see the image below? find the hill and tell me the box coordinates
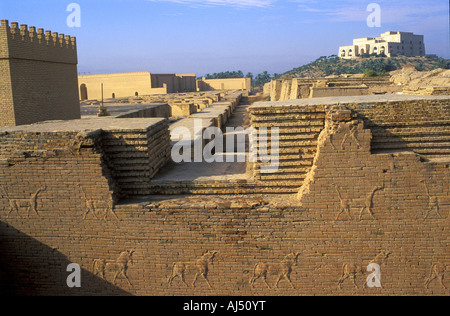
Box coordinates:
[282,55,450,79]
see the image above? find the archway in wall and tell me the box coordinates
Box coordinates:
[361,48,365,55]
[80,84,88,100]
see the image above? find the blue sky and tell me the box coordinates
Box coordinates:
[0,0,448,76]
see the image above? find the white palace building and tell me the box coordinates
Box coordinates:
[339,31,425,59]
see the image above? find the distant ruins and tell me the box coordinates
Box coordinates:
[265,67,450,102]
[0,20,449,296]
[78,72,198,100]
[0,20,80,127]
[78,72,251,101]
[339,31,425,59]
[197,77,251,91]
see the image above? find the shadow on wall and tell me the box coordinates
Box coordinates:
[354,109,450,158]
[0,221,132,296]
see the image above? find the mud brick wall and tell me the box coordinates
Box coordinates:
[0,98,449,296]
[346,97,450,157]
[0,20,80,127]
[249,103,326,192]
[1,158,449,297]
[403,86,450,96]
[0,132,117,217]
[0,118,171,200]
[102,120,171,196]
[115,104,171,119]
[249,96,450,191]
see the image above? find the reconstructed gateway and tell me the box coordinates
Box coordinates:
[0,93,449,295]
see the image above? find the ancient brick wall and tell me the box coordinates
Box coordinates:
[0,59,15,126]
[346,97,450,157]
[0,97,449,295]
[198,78,251,91]
[0,130,118,212]
[249,102,326,192]
[249,95,450,191]
[0,118,171,199]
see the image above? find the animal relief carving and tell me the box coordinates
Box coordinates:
[359,186,384,220]
[249,252,301,290]
[421,181,443,220]
[341,124,361,150]
[1,185,46,218]
[424,263,448,290]
[92,250,135,286]
[168,251,218,289]
[81,186,118,221]
[333,184,352,221]
[338,251,391,290]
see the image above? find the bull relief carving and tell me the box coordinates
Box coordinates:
[249,252,301,290]
[80,186,118,221]
[1,185,46,218]
[338,251,391,290]
[424,263,448,290]
[168,251,218,289]
[93,250,135,286]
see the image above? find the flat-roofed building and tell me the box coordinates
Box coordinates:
[339,31,425,59]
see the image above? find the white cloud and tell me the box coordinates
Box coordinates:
[147,0,277,8]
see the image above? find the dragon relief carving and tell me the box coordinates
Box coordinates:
[1,185,47,218]
[421,180,444,220]
[333,184,352,221]
[359,186,384,221]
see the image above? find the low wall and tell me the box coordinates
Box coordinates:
[0,118,171,199]
[310,86,369,98]
[81,103,171,119]
[403,86,450,96]
[115,104,171,119]
[168,103,197,118]
[269,77,391,101]
[198,78,251,91]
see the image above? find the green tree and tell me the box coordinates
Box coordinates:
[363,69,377,77]
[254,71,272,87]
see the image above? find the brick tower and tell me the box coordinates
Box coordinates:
[0,20,80,127]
